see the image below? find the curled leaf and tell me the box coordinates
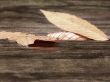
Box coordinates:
[41,9,108,41]
[47,32,86,40]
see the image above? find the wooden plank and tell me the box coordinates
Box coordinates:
[0,0,110,82]
[0,59,110,81]
[0,0,109,35]
[0,40,110,59]
[0,40,110,82]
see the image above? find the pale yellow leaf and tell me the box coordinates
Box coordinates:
[41,10,108,41]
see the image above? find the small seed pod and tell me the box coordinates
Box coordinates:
[47,32,86,41]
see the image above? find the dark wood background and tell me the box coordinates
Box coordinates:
[0,0,110,82]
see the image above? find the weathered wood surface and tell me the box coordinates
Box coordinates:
[0,0,110,82]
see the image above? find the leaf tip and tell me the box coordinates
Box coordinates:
[40,9,47,14]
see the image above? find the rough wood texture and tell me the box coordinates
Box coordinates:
[0,0,110,82]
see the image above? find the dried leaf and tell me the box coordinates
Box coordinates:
[41,10,108,41]
[0,31,36,46]
[0,31,49,46]
[47,32,86,40]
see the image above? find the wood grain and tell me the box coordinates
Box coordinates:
[0,0,110,82]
